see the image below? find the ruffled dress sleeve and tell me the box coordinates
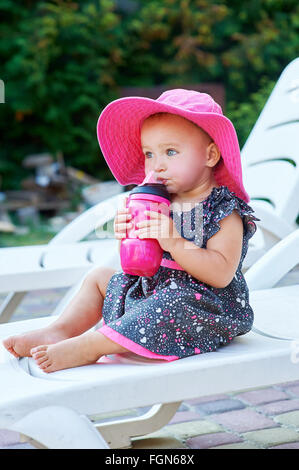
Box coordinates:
[202,186,260,247]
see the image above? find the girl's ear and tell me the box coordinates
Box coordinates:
[206,142,221,168]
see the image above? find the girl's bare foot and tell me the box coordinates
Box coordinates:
[2,324,70,358]
[31,331,129,373]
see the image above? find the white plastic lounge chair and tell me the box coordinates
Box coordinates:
[0,228,298,449]
[241,57,299,268]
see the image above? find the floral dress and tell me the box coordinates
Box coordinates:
[99,186,259,361]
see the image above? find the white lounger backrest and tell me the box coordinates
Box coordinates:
[241,57,299,222]
[49,191,130,245]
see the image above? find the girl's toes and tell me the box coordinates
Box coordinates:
[31,346,48,365]
[39,359,52,371]
[30,345,47,355]
[42,364,54,373]
[34,354,48,366]
[32,350,47,360]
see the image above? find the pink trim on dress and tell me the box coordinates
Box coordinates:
[160,258,184,271]
[98,324,179,362]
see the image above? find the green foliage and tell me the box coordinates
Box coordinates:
[0,0,122,187]
[227,78,276,148]
[0,0,298,189]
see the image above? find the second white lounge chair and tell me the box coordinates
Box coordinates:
[241,57,299,268]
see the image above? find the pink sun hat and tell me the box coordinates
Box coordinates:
[97,88,249,202]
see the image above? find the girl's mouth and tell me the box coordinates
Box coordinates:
[157,178,168,185]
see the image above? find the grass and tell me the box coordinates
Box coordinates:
[0,217,114,248]
[0,226,54,247]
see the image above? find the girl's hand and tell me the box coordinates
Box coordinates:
[114,196,132,239]
[135,210,181,252]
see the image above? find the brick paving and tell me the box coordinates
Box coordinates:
[0,289,299,449]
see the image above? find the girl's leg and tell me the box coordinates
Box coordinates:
[31,331,129,373]
[3,267,116,358]
[51,266,116,337]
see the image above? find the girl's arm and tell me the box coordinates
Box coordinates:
[169,210,243,288]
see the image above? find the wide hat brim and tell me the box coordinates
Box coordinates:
[97,96,249,202]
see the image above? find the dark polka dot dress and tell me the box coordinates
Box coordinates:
[99,186,260,361]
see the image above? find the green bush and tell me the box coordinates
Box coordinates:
[0,0,298,189]
[0,0,123,187]
[227,78,276,148]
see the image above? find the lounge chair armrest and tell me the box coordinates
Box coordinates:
[245,228,299,291]
[49,192,130,245]
[250,201,296,239]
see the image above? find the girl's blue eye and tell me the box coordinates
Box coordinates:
[144,149,177,158]
[145,152,153,158]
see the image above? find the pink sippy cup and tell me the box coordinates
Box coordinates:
[120,171,171,276]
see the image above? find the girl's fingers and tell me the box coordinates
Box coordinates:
[115,196,133,238]
[116,212,132,222]
[114,218,133,238]
[114,212,132,237]
[136,219,160,228]
[116,221,132,231]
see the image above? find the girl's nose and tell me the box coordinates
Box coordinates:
[154,158,167,172]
